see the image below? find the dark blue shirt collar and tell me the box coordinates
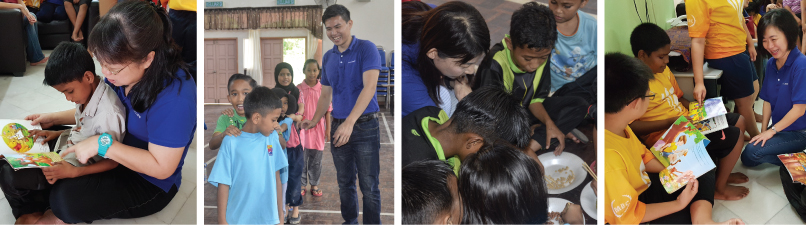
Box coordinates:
[331,35,358,54]
[784,47,802,68]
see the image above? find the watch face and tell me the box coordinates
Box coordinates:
[100,136,111,146]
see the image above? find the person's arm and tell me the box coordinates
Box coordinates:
[761,101,772,132]
[629,117,678,137]
[41,159,119,184]
[275,170,283,225]
[325,111,332,142]
[528,102,565,152]
[278,132,287,150]
[0,1,23,9]
[785,5,803,23]
[691,37,707,102]
[644,158,667,173]
[209,132,225,150]
[26,109,78,128]
[679,97,692,110]
[750,104,806,146]
[331,68,380,147]
[742,16,757,61]
[218,184,229,224]
[306,86,332,128]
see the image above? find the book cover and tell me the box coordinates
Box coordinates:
[649,116,715,193]
[779,153,806,185]
[2,152,63,170]
[689,97,728,122]
[0,120,50,155]
[693,114,729,135]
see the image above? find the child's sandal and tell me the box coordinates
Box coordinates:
[301,189,305,196]
[311,187,323,197]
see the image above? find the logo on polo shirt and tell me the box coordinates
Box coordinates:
[267,145,273,156]
[348,60,356,64]
[411,129,419,137]
[611,194,633,218]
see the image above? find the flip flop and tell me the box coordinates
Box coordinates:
[301,189,305,196]
[311,187,323,197]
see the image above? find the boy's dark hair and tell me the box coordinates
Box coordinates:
[302,59,321,79]
[510,2,556,50]
[402,160,456,224]
[676,3,686,17]
[243,86,282,119]
[630,23,671,57]
[44,42,95,86]
[452,86,531,148]
[401,1,489,106]
[757,9,800,57]
[271,88,298,119]
[460,141,548,224]
[322,4,350,23]
[605,52,655,113]
[227,73,257,91]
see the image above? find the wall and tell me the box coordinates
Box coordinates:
[204,29,311,73]
[320,0,395,62]
[605,0,676,56]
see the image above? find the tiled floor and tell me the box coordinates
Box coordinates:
[203,105,395,224]
[712,99,805,224]
[0,50,198,224]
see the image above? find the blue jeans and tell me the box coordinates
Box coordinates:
[330,117,381,224]
[285,145,304,207]
[36,2,67,23]
[22,12,45,63]
[742,129,806,167]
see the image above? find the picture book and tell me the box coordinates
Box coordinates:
[1,152,63,170]
[0,120,50,155]
[649,116,715,193]
[689,97,729,134]
[779,153,806,185]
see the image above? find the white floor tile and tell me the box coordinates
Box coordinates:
[755,165,787,199]
[5,92,61,112]
[153,185,193,223]
[719,181,788,224]
[0,101,28,119]
[92,218,134,224]
[182,150,197,184]
[766,204,805,224]
[171,188,196,224]
[133,214,165,224]
[712,202,742,223]
[0,199,14,224]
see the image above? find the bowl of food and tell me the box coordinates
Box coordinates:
[538,152,588,194]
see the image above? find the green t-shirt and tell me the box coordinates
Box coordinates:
[214,111,247,133]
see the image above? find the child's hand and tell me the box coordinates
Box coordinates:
[676,177,699,208]
[560,203,585,225]
[60,135,100,164]
[28,130,60,145]
[41,161,80,184]
[299,120,315,130]
[222,108,235,117]
[223,125,241,137]
[25,113,56,129]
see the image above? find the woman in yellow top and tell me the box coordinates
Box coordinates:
[687,0,761,138]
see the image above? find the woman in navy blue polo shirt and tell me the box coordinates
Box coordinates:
[14,1,196,223]
[742,9,806,167]
[401,1,490,117]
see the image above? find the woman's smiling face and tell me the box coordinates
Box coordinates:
[100,51,154,87]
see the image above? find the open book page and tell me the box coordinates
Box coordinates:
[1,152,63,170]
[689,97,729,133]
[0,120,50,155]
[649,116,716,193]
[779,153,806,185]
[693,114,729,135]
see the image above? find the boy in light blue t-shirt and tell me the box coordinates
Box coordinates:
[548,0,597,93]
[208,87,288,224]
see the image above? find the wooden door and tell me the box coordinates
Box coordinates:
[204,39,238,103]
[260,38,284,88]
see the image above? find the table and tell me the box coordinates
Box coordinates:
[670,62,723,101]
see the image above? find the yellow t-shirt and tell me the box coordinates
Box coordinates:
[635,66,689,144]
[168,0,196,12]
[605,126,655,225]
[687,0,748,59]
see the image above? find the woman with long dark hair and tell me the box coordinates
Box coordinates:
[9,1,196,223]
[401,1,490,117]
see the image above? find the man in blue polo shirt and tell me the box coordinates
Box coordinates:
[299,4,382,224]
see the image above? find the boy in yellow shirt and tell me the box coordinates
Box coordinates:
[604,53,742,224]
[629,23,750,201]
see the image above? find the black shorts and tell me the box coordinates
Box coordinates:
[63,0,90,6]
[706,52,758,100]
[640,169,717,224]
[703,113,742,159]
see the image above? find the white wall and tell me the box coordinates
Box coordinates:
[205,29,310,73]
[321,0,395,63]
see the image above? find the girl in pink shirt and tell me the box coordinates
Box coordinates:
[297,59,332,197]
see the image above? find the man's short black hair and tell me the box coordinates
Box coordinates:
[605,52,655,113]
[510,2,556,50]
[757,9,800,57]
[322,4,350,23]
[44,42,95,86]
[402,160,456,224]
[452,86,531,148]
[630,23,671,57]
[243,86,282,119]
[227,73,257,91]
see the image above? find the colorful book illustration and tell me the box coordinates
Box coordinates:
[689,97,729,134]
[1,152,63,170]
[0,120,50,155]
[779,153,806,185]
[649,116,715,193]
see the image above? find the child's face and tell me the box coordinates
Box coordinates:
[549,0,588,24]
[507,42,552,73]
[638,44,671,74]
[280,96,289,115]
[52,71,95,105]
[227,79,253,116]
[427,48,483,79]
[277,68,293,87]
[762,26,790,60]
[256,108,282,136]
[304,63,320,81]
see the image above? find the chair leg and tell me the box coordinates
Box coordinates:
[12,72,23,77]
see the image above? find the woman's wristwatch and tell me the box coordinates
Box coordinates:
[98,133,113,158]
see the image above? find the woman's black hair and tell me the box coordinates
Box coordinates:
[757,9,800,57]
[227,73,257,91]
[459,141,548,224]
[402,1,490,105]
[302,59,321,80]
[402,160,457,224]
[87,0,189,113]
[273,62,300,103]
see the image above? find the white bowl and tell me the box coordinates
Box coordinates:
[539,152,588,194]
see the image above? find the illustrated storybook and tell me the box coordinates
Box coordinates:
[1,152,63,170]
[779,152,806,185]
[0,120,51,155]
[649,116,715,193]
[688,97,729,135]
